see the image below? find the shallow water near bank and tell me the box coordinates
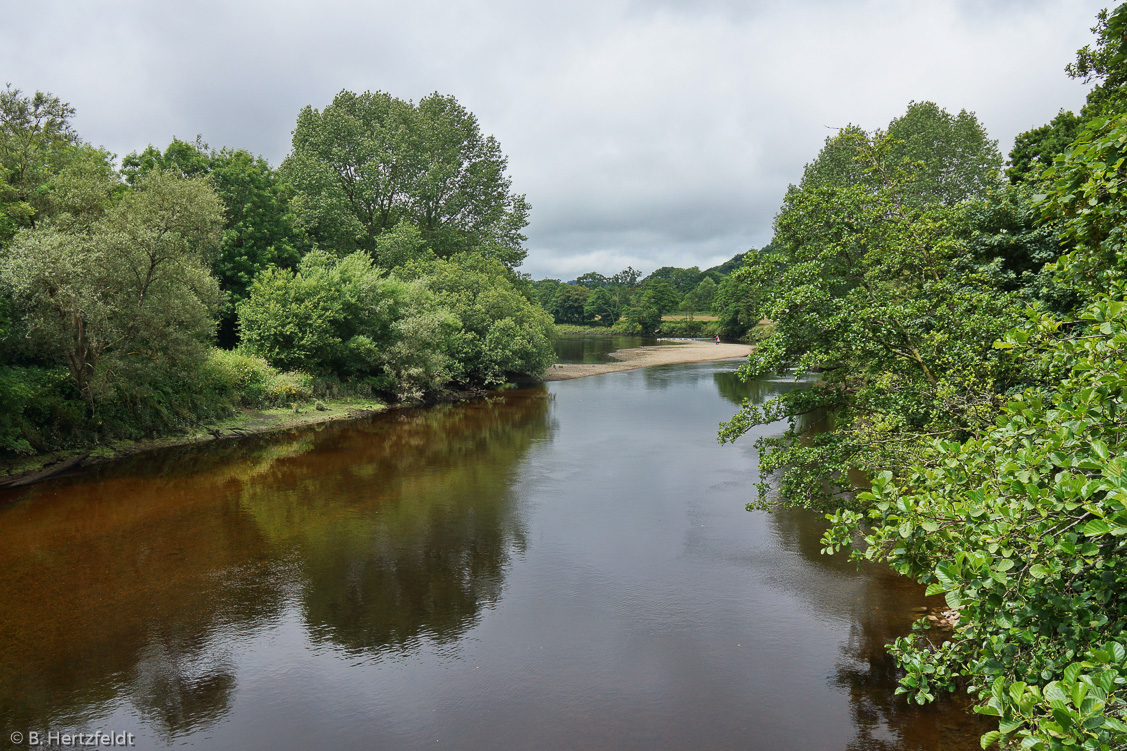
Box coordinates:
[552,335,660,363]
[0,359,989,750]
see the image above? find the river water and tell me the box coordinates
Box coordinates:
[0,360,988,750]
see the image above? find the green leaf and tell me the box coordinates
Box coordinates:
[1083,518,1112,536]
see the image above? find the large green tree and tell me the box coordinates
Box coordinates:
[824,110,1127,751]
[720,104,1019,508]
[282,90,530,269]
[884,100,1003,206]
[0,169,225,407]
[0,86,79,238]
[122,137,303,344]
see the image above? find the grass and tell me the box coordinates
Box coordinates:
[661,313,719,321]
[552,323,622,337]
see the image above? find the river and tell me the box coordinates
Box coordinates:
[0,359,988,750]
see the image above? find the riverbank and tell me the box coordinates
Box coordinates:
[544,340,753,380]
[1,342,753,488]
[0,398,388,489]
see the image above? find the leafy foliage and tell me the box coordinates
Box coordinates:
[122,137,304,344]
[283,90,530,268]
[719,107,1020,508]
[1,169,224,405]
[1067,4,1127,116]
[399,254,555,387]
[1008,110,1083,185]
[824,293,1127,750]
[808,17,1127,750]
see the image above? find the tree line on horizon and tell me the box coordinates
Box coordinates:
[716,4,1127,748]
[0,88,554,456]
[525,255,761,337]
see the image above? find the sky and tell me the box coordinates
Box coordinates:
[0,0,1110,279]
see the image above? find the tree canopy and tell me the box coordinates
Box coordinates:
[282,90,530,269]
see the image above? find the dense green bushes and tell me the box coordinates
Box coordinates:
[726,7,1127,749]
[204,349,313,408]
[0,86,553,458]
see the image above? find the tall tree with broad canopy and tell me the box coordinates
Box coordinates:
[823,109,1127,751]
[283,90,530,269]
[719,102,1019,509]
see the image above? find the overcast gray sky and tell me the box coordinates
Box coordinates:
[0,0,1109,279]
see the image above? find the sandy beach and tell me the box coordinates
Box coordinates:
[543,340,753,381]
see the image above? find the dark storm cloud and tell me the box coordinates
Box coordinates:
[0,0,1106,278]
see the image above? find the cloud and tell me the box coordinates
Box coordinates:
[0,0,1104,279]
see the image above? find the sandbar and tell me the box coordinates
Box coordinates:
[543,340,752,381]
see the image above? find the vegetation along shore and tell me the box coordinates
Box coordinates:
[6,3,1127,748]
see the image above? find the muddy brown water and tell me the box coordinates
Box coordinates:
[0,360,989,750]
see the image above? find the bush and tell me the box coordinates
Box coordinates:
[0,365,85,455]
[264,369,314,405]
[206,348,275,405]
[204,348,313,408]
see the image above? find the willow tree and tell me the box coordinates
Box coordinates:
[0,170,224,406]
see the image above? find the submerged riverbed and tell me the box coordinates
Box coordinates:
[0,360,988,750]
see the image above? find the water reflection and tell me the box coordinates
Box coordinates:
[712,369,828,434]
[0,389,551,737]
[237,397,550,655]
[552,336,659,364]
[765,489,991,750]
[0,363,987,750]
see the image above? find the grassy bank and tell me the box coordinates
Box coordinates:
[0,396,389,487]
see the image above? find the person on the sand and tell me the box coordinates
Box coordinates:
[714,336,720,345]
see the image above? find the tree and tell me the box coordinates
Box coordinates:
[398,253,555,386]
[122,137,304,345]
[643,266,702,294]
[817,27,1127,751]
[0,86,79,235]
[884,101,1003,206]
[585,285,630,326]
[711,247,777,339]
[1067,4,1127,116]
[283,90,530,268]
[719,105,1021,508]
[574,271,609,289]
[611,266,641,288]
[1007,110,1083,184]
[681,277,717,313]
[641,279,680,316]
[550,285,593,324]
[0,169,225,406]
[528,278,563,312]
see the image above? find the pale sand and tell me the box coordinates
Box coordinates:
[543,341,753,381]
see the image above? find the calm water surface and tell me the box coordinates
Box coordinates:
[0,360,989,750]
[552,336,661,363]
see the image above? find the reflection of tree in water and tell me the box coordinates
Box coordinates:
[131,638,236,737]
[236,388,552,655]
[766,508,991,750]
[0,386,550,736]
[0,470,287,737]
